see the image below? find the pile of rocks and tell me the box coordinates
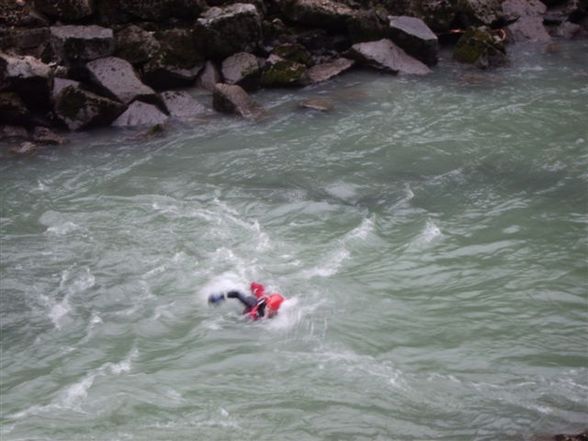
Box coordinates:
[1,0,586,146]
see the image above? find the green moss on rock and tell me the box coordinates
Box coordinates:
[260,59,307,87]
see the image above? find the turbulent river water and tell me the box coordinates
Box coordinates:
[1,41,587,441]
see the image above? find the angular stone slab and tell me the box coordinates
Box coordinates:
[212,83,264,119]
[347,39,432,75]
[50,25,114,63]
[306,58,354,84]
[86,56,159,105]
[52,78,80,100]
[112,101,169,127]
[54,84,125,130]
[160,91,206,121]
[388,16,439,66]
[221,52,261,90]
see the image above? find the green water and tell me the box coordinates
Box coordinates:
[1,42,587,441]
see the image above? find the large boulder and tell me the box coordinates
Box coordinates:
[306,57,354,84]
[453,27,507,68]
[279,0,356,30]
[54,84,125,130]
[195,4,263,59]
[212,83,264,119]
[50,25,115,64]
[503,0,552,42]
[347,39,432,75]
[141,28,205,90]
[0,53,53,111]
[86,56,159,105]
[221,52,262,90]
[160,91,207,120]
[388,16,439,66]
[114,25,161,66]
[52,78,80,100]
[112,101,169,127]
[35,0,94,22]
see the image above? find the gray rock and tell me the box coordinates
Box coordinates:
[195,3,263,59]
[50,25,115,63]
[212,83,264,119]
[279,0,356,30]
[160,91,206,120]
[221,52,261,90]
[347,39,432,75]
[553,21,583,39]
[54,84,126,130]
[0,53,53,111]
[35,0,94,21]
[114,25,161,66]
[503,0,551,42]
[112,101,169,127]
[306,57,354,84]
[86,56,159,105]
[388,16,439,66]
[196,61,222,91]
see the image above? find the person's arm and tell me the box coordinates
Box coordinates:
[226,291,257,308]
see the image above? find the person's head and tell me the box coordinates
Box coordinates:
[250,282,265,298]
[266,294,284,318]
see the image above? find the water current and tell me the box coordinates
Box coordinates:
[1,41,587,441]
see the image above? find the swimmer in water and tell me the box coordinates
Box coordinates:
[208,282,285,320]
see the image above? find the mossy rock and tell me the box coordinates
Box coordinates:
[454,27,506,67]
[260,59,308,87]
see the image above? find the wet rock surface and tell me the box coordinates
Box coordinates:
[212,83,264,119]
[347,39,432,75]
[112,101,169,127]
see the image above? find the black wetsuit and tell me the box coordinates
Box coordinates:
[227,291,266,319]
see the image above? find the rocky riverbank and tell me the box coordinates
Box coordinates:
[1,0,586,153]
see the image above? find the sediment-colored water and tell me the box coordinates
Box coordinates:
[1,41,587,441]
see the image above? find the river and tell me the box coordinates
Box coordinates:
[1,40,587,441]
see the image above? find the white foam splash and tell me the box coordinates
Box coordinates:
[47,221,80,236]
[61,375,95,409]
[48,298,71,329]
[413,220,442,246]
[301,247,350,278]
[347,217,374,240]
